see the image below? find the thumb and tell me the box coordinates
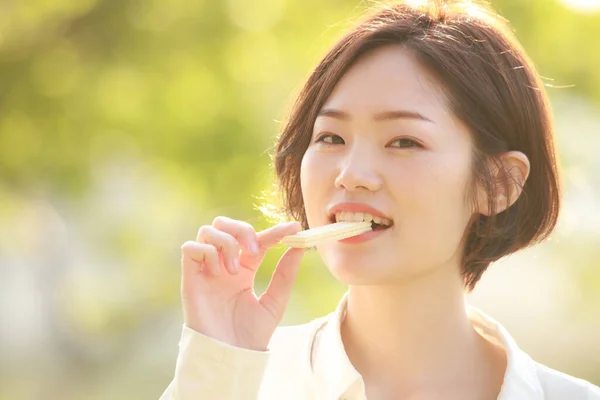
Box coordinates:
[258,247,305,321]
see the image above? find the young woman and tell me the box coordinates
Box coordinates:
[160,1,600,399]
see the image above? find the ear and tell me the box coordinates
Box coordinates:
[476,151,530,216]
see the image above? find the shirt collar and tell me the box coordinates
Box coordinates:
[311,292,363,400]
[467,306,544,400]
[310,292,544,400]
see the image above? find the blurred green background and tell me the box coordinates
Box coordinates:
[0,0,599,398]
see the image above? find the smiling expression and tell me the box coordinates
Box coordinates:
[300,45,478,285]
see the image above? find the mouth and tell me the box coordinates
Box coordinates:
[329,211,394,231]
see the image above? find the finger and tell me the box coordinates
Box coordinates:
[256,221,302,250]
[258,247,305,321]
[196,226,240,274]
[181,241,220,276]
[212,216,260,257]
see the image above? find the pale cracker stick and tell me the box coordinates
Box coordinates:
[282,224,372,246]
[282,222,372,247]
[281,221,372,248]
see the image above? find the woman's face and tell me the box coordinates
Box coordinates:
[300,45,477,285]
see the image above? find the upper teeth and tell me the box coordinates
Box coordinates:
[335,212,392,226]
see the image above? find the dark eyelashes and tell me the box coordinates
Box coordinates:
[314,133,344,144]
[389,138,423,148]
[314,133,423,148]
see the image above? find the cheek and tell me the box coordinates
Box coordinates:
[299,150,315,199]
[300,150,331,223]
[396,153,473,223]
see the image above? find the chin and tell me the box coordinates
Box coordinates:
[321,253,395,285]
[322,249,439,286]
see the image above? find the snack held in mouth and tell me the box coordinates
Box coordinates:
[281,221,372,248]
[160,0,600,398]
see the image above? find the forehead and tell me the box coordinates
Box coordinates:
[321,45,450,117]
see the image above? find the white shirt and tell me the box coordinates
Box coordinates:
[160,294,600,399]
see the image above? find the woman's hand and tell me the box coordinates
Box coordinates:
[180,217,304,351]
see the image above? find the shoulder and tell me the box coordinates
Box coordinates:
[534,362,600,400]
[466,305,599,400]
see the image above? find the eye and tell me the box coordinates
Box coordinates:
[388,138,422,148]
[315,133,345,145]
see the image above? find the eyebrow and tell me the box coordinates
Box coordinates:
[316,108,434,123]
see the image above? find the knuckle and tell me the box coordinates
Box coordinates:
[196,225,211,238]
[238,222,256,240]
[204,244,218,257]
[224,233,240,249]
[212,216,228,228]
[242,222,256,235]
[181,240,196,253]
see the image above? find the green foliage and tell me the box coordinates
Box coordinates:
[0,0,599,397]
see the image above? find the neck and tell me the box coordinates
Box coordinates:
[341,265,504,394]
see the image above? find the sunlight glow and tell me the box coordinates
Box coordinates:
[559,0,600,13]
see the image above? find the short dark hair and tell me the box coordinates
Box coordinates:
[271,0,561,290]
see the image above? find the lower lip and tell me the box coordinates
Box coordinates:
[338,227,390,244]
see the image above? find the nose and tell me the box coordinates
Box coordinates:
[334,145,383,192]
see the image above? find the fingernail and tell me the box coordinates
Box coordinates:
[231,259,239,274]
[251,242,260,255]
